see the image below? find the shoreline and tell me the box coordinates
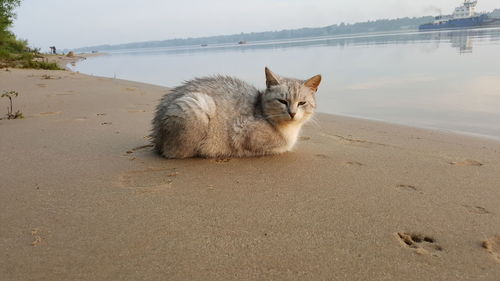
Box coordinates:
[71,53,500,142]
[1,65,500,280]
[40,52,106,70]
[327,112,500,143]
[6,54,500,144]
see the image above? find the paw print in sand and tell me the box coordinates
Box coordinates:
[396,232,443,256]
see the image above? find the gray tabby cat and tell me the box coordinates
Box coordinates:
[152,67,321,158]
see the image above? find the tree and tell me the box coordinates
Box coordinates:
[1,0,26,55]
[0,0,59,69]
[1,0,21,37]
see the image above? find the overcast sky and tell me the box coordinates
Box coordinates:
[11,0,500,50]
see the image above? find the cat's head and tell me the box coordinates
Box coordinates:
[261,67,321,125]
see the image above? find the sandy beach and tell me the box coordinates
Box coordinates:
[1,64,500,280]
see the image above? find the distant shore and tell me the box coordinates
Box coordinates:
[1,60,499,281]
[72,9,500,53]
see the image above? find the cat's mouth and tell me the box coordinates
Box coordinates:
[282,116,301,123]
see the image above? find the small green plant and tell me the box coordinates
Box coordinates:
[1,90,23,119]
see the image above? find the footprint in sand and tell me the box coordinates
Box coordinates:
[124,144,154,160]
[396,232,443,256]
[463,204,491,215]
[31,228,43,247]
[127,109,147,113]
[396,184,421,193]
[38,111,61,117]
[213,158,231,163]
[450,159,483,167]
[125,144,154,155]
[119,167,178,193]
[482,235,500,263]
[127,104,150,113]
[320,133,388,147]
[314,154,329,159]
[344,161,363,166]
[41,74,55,80]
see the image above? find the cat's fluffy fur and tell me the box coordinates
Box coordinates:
[152,67,321,158]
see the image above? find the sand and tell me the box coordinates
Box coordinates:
[1,63,500,281]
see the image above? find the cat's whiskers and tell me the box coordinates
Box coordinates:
[308,116,321,128]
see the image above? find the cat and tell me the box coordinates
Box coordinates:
[151,67,321,158]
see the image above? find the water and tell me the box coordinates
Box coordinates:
[71,28,500,139]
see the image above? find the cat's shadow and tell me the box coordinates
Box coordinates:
[120,142,332,192]
[126,142,312,163]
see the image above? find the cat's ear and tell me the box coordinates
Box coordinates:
[265,67,280,88]
[304,74,322,92]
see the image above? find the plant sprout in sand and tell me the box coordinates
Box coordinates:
[1,90,23,119]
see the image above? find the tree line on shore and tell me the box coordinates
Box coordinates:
[0,0,60,69]
[74,16,436,52]
[74,8,500,53]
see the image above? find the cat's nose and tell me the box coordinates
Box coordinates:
[289,112,296,119]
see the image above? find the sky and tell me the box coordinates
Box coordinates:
[11,0,500,50]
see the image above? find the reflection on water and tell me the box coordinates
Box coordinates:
[103,28,499,55]
[72,28,500,139]
[431,29,486,53]
[450,32,473,53]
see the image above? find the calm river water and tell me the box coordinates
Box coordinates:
[71,28,500,139]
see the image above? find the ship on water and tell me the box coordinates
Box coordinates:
[419,0,500,30]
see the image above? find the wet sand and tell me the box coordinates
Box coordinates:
[1,66,499,281]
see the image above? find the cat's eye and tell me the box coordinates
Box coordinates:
[298,101,307,106]
[277,99,288,105]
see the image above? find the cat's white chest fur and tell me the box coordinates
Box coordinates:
[276,123,303,152]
